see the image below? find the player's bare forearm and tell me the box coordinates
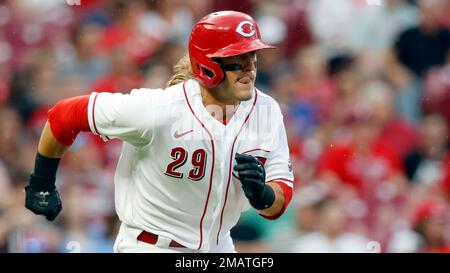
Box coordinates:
[258,183,285,217]
[25,121,67,221]
[37,121,70,158]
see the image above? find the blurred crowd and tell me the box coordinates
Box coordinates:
[0,0,450,253]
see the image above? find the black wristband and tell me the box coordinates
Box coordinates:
[28,174,56,190]
[248,185,275,210]
[28,153,61,190]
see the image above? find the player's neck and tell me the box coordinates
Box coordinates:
[200,85,239,123]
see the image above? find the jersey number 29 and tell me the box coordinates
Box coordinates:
[164,147,207,181]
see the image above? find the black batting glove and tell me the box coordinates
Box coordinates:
[24,153,62,221]
[233,153,275,210]
[25,174,62,221]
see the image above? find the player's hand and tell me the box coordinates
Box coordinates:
[234,153,274,210]
[25,174,62,221]
[234,153,266,197]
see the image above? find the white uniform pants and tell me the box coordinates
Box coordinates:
[113,223,236,253]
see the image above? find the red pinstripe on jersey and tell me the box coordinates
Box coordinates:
[183,82,215,250]
[216,90,258,244]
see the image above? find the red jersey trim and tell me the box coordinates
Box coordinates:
[260,181,293,220]
[266,178,294,185]
[241,148,271,154]
[91,93,101,135]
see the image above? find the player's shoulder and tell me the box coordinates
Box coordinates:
[128,82,188,106]
[255,88,283,113]
[255,88,279,104]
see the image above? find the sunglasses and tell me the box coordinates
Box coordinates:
[216,52,257,71]
[219,61,258,71]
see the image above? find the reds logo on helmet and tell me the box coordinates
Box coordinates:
[236,21,256,37]
[188,11,274,88]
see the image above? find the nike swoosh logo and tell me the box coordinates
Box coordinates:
[174,129,194,139]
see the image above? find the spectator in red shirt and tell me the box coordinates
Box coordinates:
[98,0,156,65]
[318,82,407,197]
[318,127,404,197]
[412,199,450,253]
[361,80,418,159]
[439,154,450,201]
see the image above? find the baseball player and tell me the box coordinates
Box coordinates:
[24,11,294,253]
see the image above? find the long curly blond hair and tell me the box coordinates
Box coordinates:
[166,53,194,87]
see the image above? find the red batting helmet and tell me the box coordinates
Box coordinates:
[188,11,274,88]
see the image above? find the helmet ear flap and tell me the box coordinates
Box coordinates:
[190,55,225,88]
[202,66,214,78]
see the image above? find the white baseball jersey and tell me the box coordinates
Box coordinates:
[87,79,294,252]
